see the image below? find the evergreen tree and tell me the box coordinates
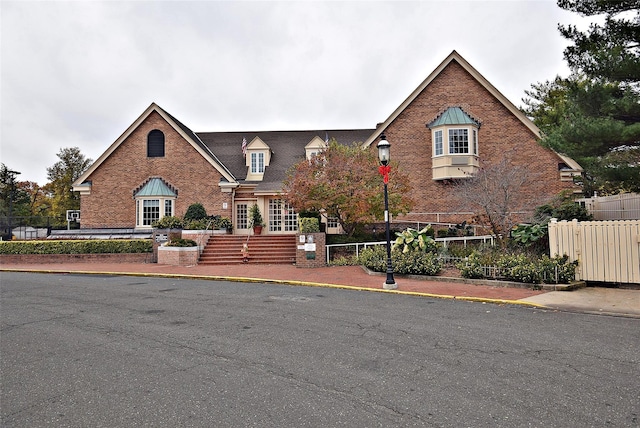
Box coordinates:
[523,1,640,195]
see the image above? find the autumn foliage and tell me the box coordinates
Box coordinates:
[282,140,413,236]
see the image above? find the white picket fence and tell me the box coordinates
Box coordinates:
[548,219,640,284]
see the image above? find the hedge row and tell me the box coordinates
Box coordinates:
[0,240,153,255]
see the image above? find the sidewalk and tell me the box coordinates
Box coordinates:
[2,262,639,317]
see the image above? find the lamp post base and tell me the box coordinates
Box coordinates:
[383,281,398,290]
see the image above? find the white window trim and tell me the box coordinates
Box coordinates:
[135,197,175,228]
[432,125,479,156]
[251,152,265,174]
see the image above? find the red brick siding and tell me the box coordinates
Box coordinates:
[296,232,326,267]
[376,61,577,224]
[80,111,232,228]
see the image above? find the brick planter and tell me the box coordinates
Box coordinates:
[157,245,199,266]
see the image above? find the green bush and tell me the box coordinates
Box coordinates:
[539,255,578,284]
[166,238,197,247]
[152,216,183,229]
[457,251,485,279]
[299,217,320,233]
[358,245,441,276]
[183,219,209,230]
[0,240,153,255]
[393,251,441,276]
[358,246,388,272]
[328,255,359,266]
[214,217,232,229]
[457,250,578,284]
[184,203,207,221]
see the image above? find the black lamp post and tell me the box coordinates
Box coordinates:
[377,134,397,290]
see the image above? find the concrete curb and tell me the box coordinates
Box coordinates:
[1,267,548,309]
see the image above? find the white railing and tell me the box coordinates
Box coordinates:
[326,235,495,261]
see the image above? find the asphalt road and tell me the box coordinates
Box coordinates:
[1,272,639,427]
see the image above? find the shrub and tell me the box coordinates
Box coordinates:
[358,245,387,272]
[166,238,197,247]
[393,251,441,276]
[152,216,183,229]
[0,240,153,254]
[184,203,207,221]
[299,217,320,233]
[214,217,232,229]
[328,255,359,266]
[358,245,441,276]
[457,251,485,279]
[539,254,578,284]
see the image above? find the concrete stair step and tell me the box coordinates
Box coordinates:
[199,235,297,265]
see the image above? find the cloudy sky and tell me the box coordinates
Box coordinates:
[2,0,595,185]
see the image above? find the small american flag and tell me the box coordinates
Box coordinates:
[242,136,247,157]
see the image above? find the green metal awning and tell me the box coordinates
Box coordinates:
[135,178,177,197]
[428,107,480,128]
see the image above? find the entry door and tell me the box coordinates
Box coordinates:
[268,199,298,233]
[235,202,250,233]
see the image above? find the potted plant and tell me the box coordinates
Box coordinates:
[249,204,264,235]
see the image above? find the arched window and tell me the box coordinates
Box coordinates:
[147,130,165,157]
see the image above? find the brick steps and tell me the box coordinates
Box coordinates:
[199,235,297,265]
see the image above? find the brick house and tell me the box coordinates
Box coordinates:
[73,51,581,234]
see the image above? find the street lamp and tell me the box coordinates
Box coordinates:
[377,133,397,290]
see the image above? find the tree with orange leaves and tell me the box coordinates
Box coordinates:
[282,140,413,236]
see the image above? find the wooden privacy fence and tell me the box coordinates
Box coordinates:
[548,219,640,284]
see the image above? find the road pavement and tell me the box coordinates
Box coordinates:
[2,272,639,427]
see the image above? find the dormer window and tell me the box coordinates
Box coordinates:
[428,107,481,180]
[304,136,328,161]
[251,152,265,174]
[245,137,271,181]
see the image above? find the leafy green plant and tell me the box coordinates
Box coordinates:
[511,223,548,246]
[358,246,388,272]
[358,245,441,276]
[184,203,207,221]
[152,216,183,229]
[166,238,197,247]
[249,204,264,227]
[457,251,485,279]
[328,254,359,266]
[393,226,438,254]
[0,239,152,254]
[393,251,441,276]
[183,219,209,230]
[539,254,578,284]
[214,217,232,230]
[299,217,320,233]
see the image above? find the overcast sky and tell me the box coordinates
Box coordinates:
[2,0,596,185]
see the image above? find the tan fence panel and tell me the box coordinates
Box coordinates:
[578,193,640,220]
[548,219,640,284]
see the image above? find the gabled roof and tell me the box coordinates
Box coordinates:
[72,103,237,188]
[363,50,541,148]
[195,129,374,189]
